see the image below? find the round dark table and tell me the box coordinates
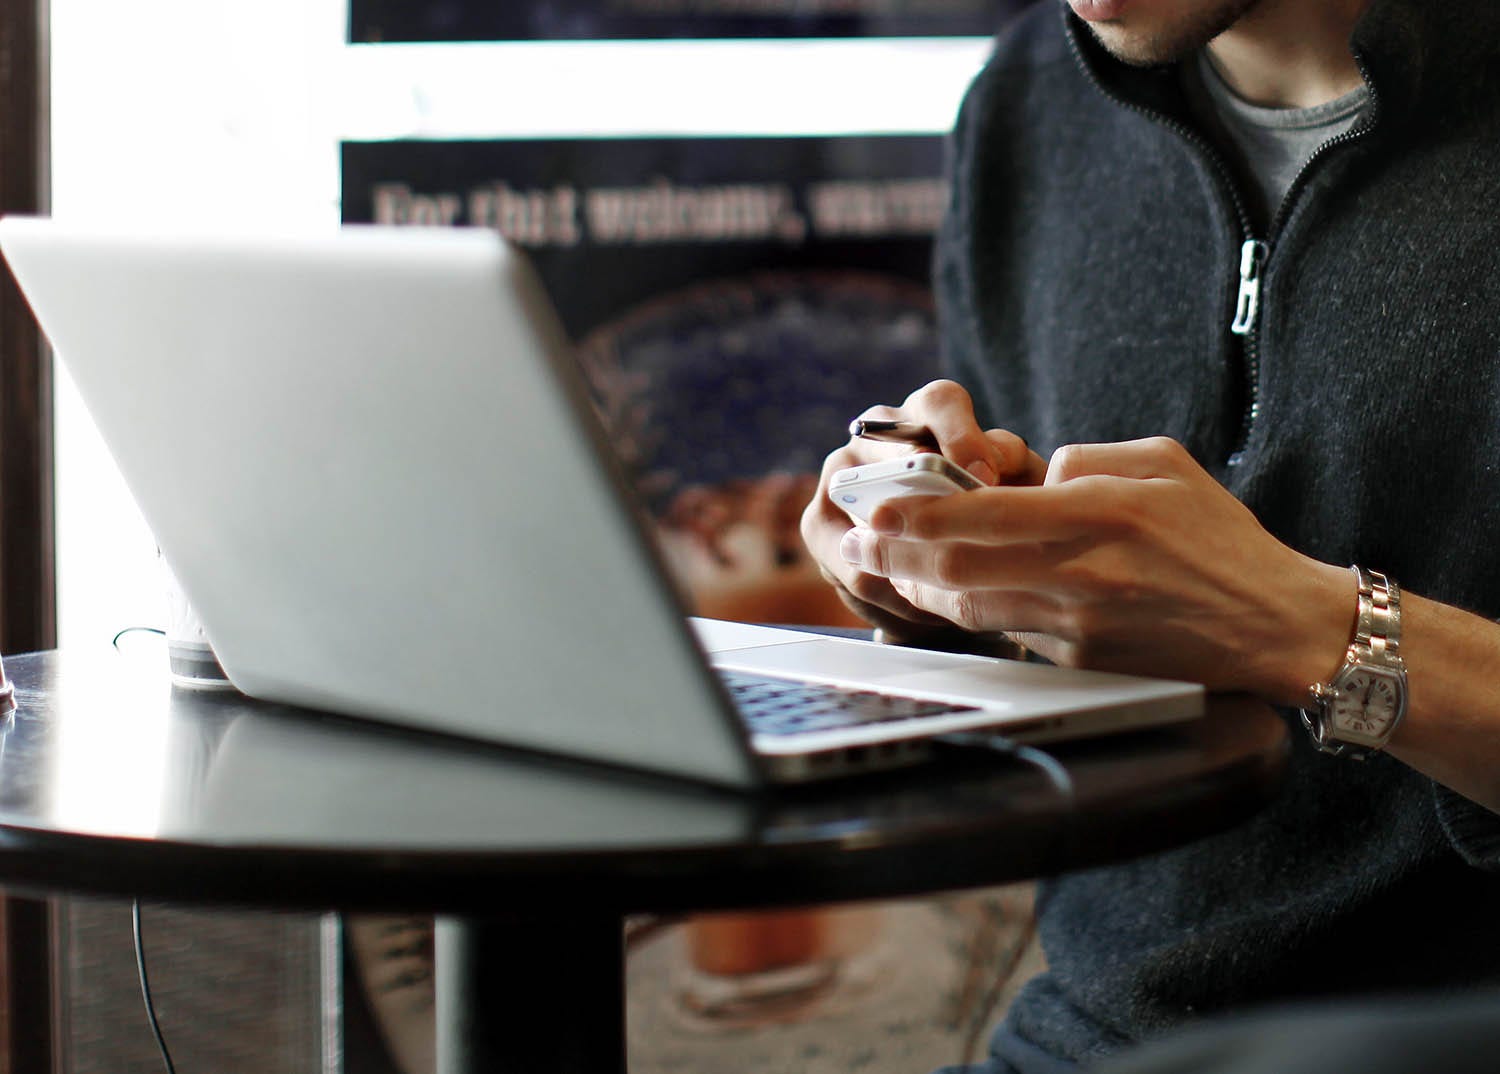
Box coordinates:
[0,650,1288,1073]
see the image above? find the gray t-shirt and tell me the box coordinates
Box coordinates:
[1182,51,1371,230]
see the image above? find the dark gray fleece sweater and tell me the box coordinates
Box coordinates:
[936,0,1500,1067]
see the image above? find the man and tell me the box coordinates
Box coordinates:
[802,0,1500,1069]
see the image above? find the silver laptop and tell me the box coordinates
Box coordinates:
[0,217,1202,788]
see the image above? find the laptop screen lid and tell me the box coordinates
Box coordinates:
[0,219,764,787]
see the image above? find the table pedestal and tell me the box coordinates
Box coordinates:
[437,913,627,1074]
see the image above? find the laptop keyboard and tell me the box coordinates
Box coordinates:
[719,670,980,737]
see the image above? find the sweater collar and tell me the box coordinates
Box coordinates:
[1062,0,1500,134]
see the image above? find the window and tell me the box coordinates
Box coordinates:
[50,0,986,651]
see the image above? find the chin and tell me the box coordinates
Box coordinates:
[1069,0,1262,68]
[1086,23,1186,66]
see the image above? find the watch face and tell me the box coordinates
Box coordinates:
[1331,665,1405,740]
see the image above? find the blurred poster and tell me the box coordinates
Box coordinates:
[342,135,947,625]
[349,0,1037,42]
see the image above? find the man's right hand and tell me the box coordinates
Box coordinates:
[799,379,1042,642]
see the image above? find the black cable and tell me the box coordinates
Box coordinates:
[132,900,178,1074]
[113,629,177,1072]
[112,626,167,650]
[936,731,1077,802]
[1004,741,1076,802]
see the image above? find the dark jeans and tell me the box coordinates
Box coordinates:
[942,991,1500,1074]
[934,1026,1078,1074]
[1097,992,1500,1074]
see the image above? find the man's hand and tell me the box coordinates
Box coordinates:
[800,379,1043,642]
[839,435,1356,702]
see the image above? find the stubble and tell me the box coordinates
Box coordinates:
[1076,0,1265,66]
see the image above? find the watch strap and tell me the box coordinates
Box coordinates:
[1301,565,1406,759]
[1354,565,1401,662]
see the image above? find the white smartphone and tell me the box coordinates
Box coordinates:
[829,454,982,524]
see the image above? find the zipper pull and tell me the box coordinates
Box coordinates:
[1230,239,1269,336]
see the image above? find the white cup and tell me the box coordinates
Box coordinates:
[0,653,14,718]
[160,553,236,690]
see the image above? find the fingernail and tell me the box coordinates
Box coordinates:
[839,529,866,564]
[871,510,904,537]
[968,460,997,486]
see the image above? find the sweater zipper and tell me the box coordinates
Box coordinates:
[1225,55,1380,464]
[1229,237,1269,337]
[1225,236,1265,467]
[1063,25,1379,467]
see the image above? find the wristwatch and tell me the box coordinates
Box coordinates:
[1300,565,1408,759]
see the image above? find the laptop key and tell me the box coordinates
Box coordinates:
[719,671,980,736]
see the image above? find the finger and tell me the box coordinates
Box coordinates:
[830,568,954,629]
[799,488,948,630]
[814,558,953,633]
[987,429,1048,485]
[899,380,1007,487]
[1046,436,1195,484]
[822,527,950,624]
[1006,631,1072,667]
[844,524,1075,591]
[850,402,904,429]
[869,483,1120,544]
[891,579,1064,636]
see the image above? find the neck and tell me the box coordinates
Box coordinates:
[1206,0,1371,108]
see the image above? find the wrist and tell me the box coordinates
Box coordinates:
[1261,556,1361,708]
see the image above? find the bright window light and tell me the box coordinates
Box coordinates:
[50,0,990,656]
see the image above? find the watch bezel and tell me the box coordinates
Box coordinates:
[1325,659,1408,747]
